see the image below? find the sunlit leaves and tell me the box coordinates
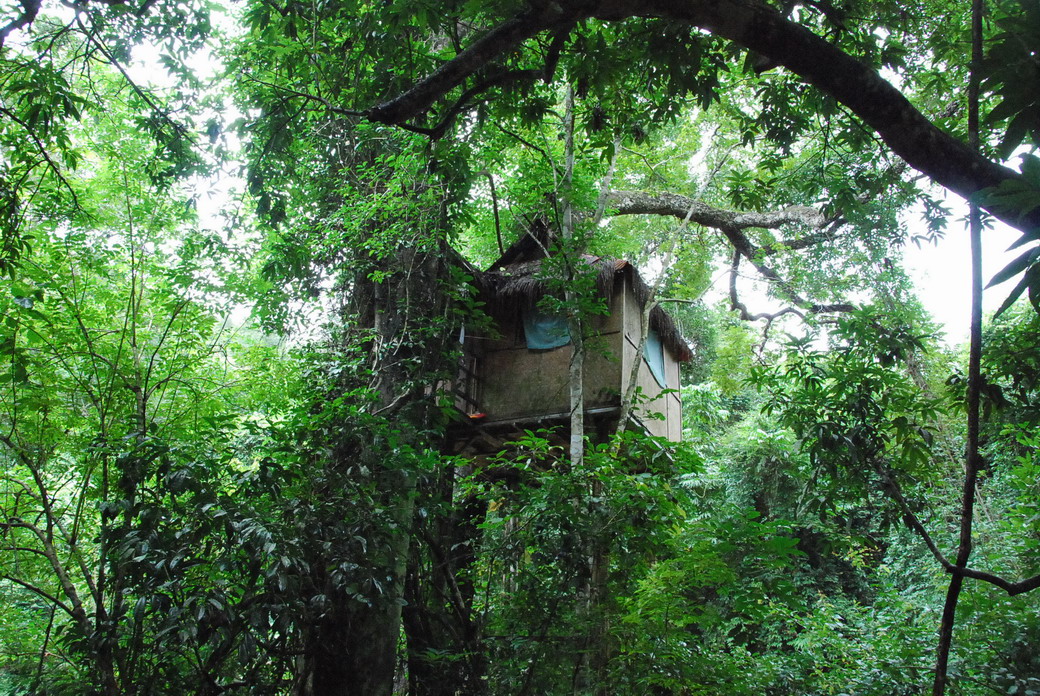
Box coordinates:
[0,1,216,273]
[752,308,942,491]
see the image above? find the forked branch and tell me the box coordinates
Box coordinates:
[875,461,1040,599]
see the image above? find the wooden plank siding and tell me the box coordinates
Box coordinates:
[462,273,683,443]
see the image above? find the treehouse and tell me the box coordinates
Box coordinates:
[447,225,692,455]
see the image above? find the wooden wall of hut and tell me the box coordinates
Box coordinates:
[463,272,682,443]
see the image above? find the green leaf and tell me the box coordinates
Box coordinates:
[1007,229,1040,250]
[988,245,1040,288]
[994,264,1040,318]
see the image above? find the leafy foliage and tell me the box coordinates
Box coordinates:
[1,0,1040,694]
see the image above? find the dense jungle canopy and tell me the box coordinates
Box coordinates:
[1,0,1040,694]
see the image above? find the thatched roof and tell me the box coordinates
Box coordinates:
[473,225,693,362]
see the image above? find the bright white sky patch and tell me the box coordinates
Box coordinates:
[904,197,1023,346]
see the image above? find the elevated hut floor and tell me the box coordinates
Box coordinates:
[443,406,669,459]
[443,407,618,458]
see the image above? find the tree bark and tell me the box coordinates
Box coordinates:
[298,238,459,696]
[560,83,585,469]
[403,480,488,696]
[607,190,826,235]
[932,2,984,692]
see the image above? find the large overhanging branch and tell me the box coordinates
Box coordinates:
[0,0,40,48]
[366,0,1040,236]
[607,190,829,253]
[0,0,158,48]
[367,5,587,125]
[607,189,854,318]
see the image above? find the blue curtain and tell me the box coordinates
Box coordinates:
[523,308,571,350]
[643,329,667,387]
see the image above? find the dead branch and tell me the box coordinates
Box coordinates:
[607,190,827,233]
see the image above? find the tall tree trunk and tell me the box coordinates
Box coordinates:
[932,1,984,692]
[403,464,488,696]
[561,83,585,469]
[297,237,455,696]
